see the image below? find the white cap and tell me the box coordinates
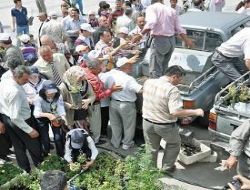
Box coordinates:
[19,34,30,43]
[118,27,129,35]
[85,50,102,68]
[88,50,102,60]
[116,57,129,67]
[0,33,11,42]
[80,23,95,33]
[49,11,58,19]
[75,45,89,53]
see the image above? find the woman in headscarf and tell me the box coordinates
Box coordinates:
[59,66,96,131]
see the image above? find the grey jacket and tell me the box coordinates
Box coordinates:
[229,119,250,157]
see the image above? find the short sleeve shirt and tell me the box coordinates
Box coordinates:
[11,7,28,26]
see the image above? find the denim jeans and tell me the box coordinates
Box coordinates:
[16,25,29,46]
[16,25,29,36]
[73,0,84,15]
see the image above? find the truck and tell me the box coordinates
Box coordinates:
[208,71,250,150]
[134,12,250,126]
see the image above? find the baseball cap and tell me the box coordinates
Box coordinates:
[19,34,30,43]
[43,80,58,94]
[80,23,95,33]
[75,45,89,53]
[70,130,84,149]
[0,33,11,42]
[85,50,102,68]
[116,57,129,67]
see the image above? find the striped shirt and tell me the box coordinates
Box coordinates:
[142,76,183,123]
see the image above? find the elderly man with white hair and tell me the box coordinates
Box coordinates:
[107,56,142,150]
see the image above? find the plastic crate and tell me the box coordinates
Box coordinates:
[178,142,211,165]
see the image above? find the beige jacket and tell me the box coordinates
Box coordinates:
[59,81,96,127]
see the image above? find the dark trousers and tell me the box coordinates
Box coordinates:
[36,117,64,157]
[0,134,11,159]
[101,106,109,136]
[1,114,42,172]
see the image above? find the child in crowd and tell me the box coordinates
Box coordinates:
[19,34,38,65]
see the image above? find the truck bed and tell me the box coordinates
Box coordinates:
[214,71,250,119]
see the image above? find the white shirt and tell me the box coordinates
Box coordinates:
[23,79,47,104]
[237,7,250,16]
[129,26,147,49]
[64,129,98,162]
[206,0,225,12]
[141,0,151,9]
[116,14,132,31]
[99,72,111,107]
[1,70,13,81]
[107,69,142,102]
[217,27,250,59]
[0,78,32,133]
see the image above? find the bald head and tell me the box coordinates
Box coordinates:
[39,45,53,62]
[40,35,57,51]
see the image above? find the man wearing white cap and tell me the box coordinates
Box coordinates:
[75,23,95,50]
[107,56,142,150]
[0,33,25,65]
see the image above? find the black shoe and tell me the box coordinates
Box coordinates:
[162,165,176,173]
[95,139,106,145]
[50,143,54,150]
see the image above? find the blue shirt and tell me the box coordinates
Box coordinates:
[11,7,28,26]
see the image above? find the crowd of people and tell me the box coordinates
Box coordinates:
[0,0,250,189]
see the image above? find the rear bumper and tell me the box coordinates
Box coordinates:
[208,128,230,143]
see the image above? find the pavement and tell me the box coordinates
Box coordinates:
[0,0,242,189]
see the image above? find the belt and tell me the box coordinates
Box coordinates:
[151,34,174,37]
[215,49,232,59]
[93,101,100,105]
[112,99,134,103]
[144,118,176,126]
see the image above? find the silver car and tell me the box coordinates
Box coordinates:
[134,12,250,125]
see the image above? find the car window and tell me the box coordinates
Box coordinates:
[231,25,244,36]
[205,32,223,51]
[176,30,205,51]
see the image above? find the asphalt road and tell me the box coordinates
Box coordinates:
[0,0,242,189]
